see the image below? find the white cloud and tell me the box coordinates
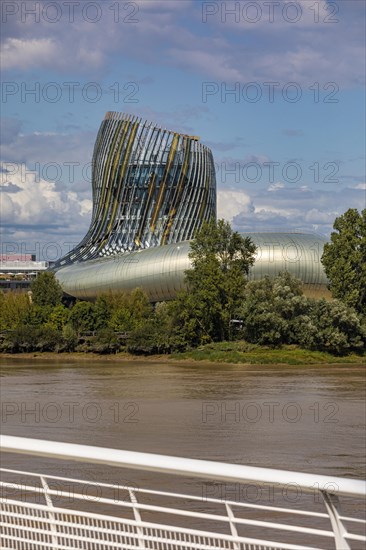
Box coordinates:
[1,127,95,172]
[268,182,285,192]
[217,183,365,236]
[1,192,19,220]
[1,1,363,86]
[1,34,104,72]
[1,38,58,70]
[217,189,253,222]
[304,209,337,224]
[0,162,92,228]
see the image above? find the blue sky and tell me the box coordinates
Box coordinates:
[1,0,365,261]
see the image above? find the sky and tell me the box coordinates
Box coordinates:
[1,0,365,261]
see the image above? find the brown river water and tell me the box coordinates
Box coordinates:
[1,359,365,547]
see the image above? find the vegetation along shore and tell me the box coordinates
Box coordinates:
[1,210,365,363]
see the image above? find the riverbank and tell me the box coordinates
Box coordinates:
[171,342,365,365]
[0,343,364,366]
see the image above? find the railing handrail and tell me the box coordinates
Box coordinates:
[1,435,365,498]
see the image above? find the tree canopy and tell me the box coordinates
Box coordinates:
[238,272,365,354]
[179,219,257,342]
[1,215,365,357]
[30,271,63,307]
[321,208,366,315]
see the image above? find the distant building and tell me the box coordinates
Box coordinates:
[0,255,48,292]
[1,254,36,262]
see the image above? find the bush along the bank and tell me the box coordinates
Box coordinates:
[238,273,365,355]
[0,216,365,358]
[1,273,364,356]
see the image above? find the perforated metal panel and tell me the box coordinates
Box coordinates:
[55,233,329,301]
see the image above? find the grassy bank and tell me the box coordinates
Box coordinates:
[171,342,365,365]
[0,342,364,366]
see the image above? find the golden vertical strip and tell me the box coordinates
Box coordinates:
[95,119,132,248]
[150,133,179,233]
[161,137,191,244]
[107,121,139,232]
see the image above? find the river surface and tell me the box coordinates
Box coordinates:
[1,358,365,546]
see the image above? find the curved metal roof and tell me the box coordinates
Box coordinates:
[55,232,328,301]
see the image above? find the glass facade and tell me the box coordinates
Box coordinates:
[53,112,216,269]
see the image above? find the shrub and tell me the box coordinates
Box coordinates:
[127,302,184,354]
[35,326,60,352]
[89,329,120,354]
[70,301,96,333]
[58,324,78,352]
[46,304,71,331]
[239,274,306,346]
[309,299,365,355]
[109,288,152,332]
[2,325,60,353]
[0,291,31,330]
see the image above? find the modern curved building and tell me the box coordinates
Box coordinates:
[56,233,329,302]
[54,112,329,300]
[53,112,216,269]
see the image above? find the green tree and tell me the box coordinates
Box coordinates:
[109,288,151,332]
[321,208,366,314]
[46,304,71,331]
[239,273,311,346]
[70,301,96,333]
[168,291,208,348]
[0,291,31,330]
[3,325,60,353]
[25,304,52,327]
[308,299,365,355]
[238,272,365,354]
[5,325,39,353]
[182,219,256,343]
[128,302,178,354]
[94,294,112,330]
[60,324,78,352]
[31,271,63,307]
[35,326,60,352]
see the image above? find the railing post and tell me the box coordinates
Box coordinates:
[225,502,240,550]
[321,490,351,550]
[128,488,146,549]
[40,476,59,550]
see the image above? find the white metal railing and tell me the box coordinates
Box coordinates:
[1,435,365,550]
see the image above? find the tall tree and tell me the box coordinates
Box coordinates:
[321,208,366,315]
[181,219,256,342]
[30,271,63,307]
